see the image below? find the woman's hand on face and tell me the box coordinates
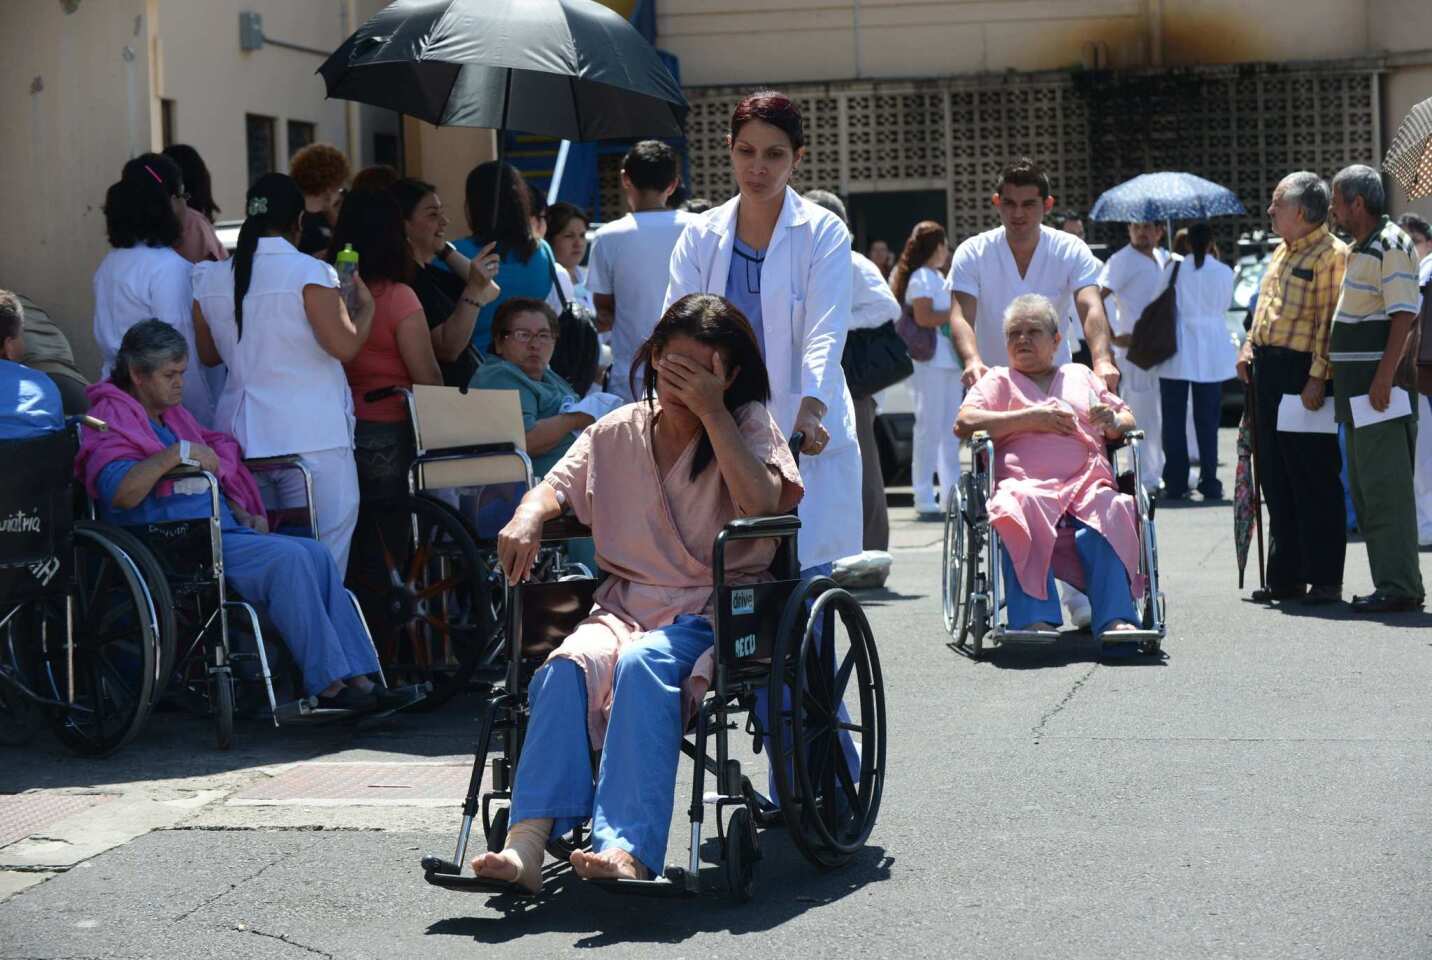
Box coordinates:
[659,352,729,421]
[1024,400,1077,436]
[496,505,545,586]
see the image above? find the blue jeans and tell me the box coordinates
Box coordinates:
[1000,520,1137,636]
[1160,377,1223,496]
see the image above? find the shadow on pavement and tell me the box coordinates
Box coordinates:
[424,842,894,945]
[950,633,1168,671]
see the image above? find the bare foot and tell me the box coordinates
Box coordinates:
[470,849,541,893]
[569,848,650,881]
[1021,621,1059,632]
[1100,620,1138,639]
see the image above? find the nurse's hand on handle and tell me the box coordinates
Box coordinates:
[960,358,990,389]
[793,396,830,455]
[1092,356,1121,394]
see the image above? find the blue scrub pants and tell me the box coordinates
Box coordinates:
[223,528,380,696]
[1000,520,1137,636]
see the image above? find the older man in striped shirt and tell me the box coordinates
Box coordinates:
[1327,165,1425,613]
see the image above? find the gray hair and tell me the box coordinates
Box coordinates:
[1003,293,1060,337]
[0,289,22,343]
[1277,171,1330,226]
[112,319,189,390]
[803,189,848,226]
[1331,164,1386,218]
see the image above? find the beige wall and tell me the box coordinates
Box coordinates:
[0,0,154,378]
[660,0,1430,85]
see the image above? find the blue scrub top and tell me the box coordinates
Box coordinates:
[0,359,63,440]
[451,237,559,353]
[726,237,766,355]
[95,420,241,531]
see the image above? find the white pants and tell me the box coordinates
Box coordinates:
[1117,353,1165,490]
[296,446,360,574]
[911,362,963,508]
[1416,394,1432,546]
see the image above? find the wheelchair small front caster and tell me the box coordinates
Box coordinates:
[723,807,759,902]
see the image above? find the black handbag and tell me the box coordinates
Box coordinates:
[843,321,915,399]
[545,254,601,397]
[1126,260,1180,371]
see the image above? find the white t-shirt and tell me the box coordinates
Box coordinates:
[905,265,959,369]
[946,225,1102,368]
[92,244,216,424]
[850,251,900,331]
[1099,244,1172,339]
[588,209,697,401]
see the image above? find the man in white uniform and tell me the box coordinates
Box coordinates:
[588,141,696,401]
[945,158,1119,391]
[945,158,1120,630]
[1398,213,1432,546]
[1053,210,1089,363]
[1099,221,1171,492]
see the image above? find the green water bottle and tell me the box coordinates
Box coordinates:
[336,243,359,310]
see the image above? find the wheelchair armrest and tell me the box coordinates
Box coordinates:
[242,454,306,473]
[415,441,521,463]
[363,386,410,405]
[720,515,802,539]
[159,467,223,518]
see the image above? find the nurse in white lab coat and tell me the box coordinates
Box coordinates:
[664,91,861,572]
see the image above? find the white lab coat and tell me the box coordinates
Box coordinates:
[665,188,862,569]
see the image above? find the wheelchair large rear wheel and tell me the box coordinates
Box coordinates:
[941,483,967,636]
[768,577,885,870]
[349,495,490,710]
[39,524,165,756]
[85,524,177,706]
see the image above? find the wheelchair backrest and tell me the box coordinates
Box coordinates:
[715,578,800,666]
[0,429,76,572]
[410,385,532,491]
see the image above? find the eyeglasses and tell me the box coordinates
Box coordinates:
[503,330,555,345]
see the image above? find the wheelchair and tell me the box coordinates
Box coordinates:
[350,385,588,711]
[421,440,888,902]
[942,429,1166,658]
[0,423,167,756]
[113,453,422,750]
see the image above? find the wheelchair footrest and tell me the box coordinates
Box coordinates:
[997,628,1062,644]
[589,866,701,898]
[1099,629,1162,644]
[420,855,538,896]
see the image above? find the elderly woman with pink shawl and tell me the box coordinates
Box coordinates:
[75,320,386,712]
[469,294,803,894]
[956,294,1142,639]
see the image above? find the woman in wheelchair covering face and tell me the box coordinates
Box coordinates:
[75,320,388,711]
[955,294,1142,639]
[474,293,802,891]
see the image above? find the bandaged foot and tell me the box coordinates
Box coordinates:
[470,817,551,893]
[1023,621,1059,632]
[1099,620,1138,639]
[569,846,651,881]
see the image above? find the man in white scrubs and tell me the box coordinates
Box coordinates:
[1399,213,1431,545]
[1099,221,1171,492]
[945,158,1119,390]
[944,157,1120,631]
[588,141,696,401]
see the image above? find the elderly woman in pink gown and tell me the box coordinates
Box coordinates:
[955,293,1142,639]
[471,293,803,893]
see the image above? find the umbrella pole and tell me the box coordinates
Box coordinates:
[491,68,512,238]
[1246,377,1267,591]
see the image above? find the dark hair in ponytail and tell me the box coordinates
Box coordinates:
[1188,220,1214,270]
[232,173,305,338]
[105,153,184,248]
[633,294,772,481]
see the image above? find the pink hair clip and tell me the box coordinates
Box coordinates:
[142,164,164,186]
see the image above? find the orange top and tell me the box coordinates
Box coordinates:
[344,280,424,422]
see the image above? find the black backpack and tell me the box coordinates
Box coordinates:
[545,254,601,396]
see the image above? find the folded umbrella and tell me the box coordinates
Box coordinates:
[1383,96,1432,201]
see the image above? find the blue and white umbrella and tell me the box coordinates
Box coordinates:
[1089,172,1246,223]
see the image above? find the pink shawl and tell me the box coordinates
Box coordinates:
[959,364,1141,600]
[76,381,265,519]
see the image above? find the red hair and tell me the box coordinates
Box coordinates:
[730,90,804,152]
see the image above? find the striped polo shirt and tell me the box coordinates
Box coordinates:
[1329,216,1422,421]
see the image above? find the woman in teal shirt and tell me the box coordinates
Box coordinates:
[453,163,559,354]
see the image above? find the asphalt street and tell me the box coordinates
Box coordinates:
[3,427,1431,960]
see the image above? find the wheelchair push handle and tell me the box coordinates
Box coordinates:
[363,386,406,404]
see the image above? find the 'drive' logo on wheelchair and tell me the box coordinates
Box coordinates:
[734,633,757,658]
[0,510,41,535]
[731,588,755,616]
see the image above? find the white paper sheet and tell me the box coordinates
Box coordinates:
[1276,394,1338,434]
[1349,388,1413,428]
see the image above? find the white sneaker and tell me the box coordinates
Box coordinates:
[1060,584,1093,629]
[832,551,893,589]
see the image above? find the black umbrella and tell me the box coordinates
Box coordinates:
[318,0,687,141]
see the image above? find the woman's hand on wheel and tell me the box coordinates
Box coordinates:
[496,506,544,586]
